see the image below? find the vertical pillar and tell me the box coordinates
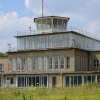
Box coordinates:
[82,76,84,86]
[60,73,62,87]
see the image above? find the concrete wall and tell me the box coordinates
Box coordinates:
[0,57,8,73]
[8,49,75,73]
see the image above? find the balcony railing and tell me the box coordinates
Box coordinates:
[67,26,100,41]
[17,30,37,36]
[17,26,100,41]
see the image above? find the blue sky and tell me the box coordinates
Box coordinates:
[0,0,100,52]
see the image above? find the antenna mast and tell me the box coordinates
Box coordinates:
[42,0,43,17]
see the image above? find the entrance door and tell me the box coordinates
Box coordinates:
[6,77,13,87]
[52,77,56,87]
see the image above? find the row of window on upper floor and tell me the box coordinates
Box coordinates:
[12,56,70,71]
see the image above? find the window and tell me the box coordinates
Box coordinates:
[17,76,47,87]
[17,58,20,70]
[43,57,47,70]
[12,58,16,71]
[49,57,52,69]
[28,58,31,71]
[38,57,42,70]
[60,56,64,69]
[22,58,26,70]
[0,64,4,71]
[32,57,36,70]
[54,56,58,69]
[66,56,70,68]
[94,60,99,68]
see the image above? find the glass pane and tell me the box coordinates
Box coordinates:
[22,58,26,70]
[74,76,77,87]
[12,58,16,71]
[47,18,52,28]
[43,57,47,70]
[32,57,36,70]
[71,76,73,87]
[17,58,20,70]
[38,57,42,70]
[49,57,52,69]
[66,76,69,87]
[58,19,62,28]
[32,77,35,87]
[37,19,42,29]
[97,75,100,84]
[29,77,32,86]
[36,77,39,87]
[54,56,58,69]
[53,18,58,28]
[22,77,24,87]
[44,76,47,87]
[28,58,31,71]
[78,76,82,86]
[60,56,64,69]
[18,77,21,87]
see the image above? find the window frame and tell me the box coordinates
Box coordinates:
[54,56,58,69]
[0,64,4,71]
[60,56,64,69]
[12,58,16,71]
[66,56,70,69]
[32,57,36,70]
[93,60,99,68]
[49,56,52,69]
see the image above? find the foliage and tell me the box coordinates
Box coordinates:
[0,52,8,57]
[0,84,100,100]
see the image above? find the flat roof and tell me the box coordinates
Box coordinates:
[34,16,70,22]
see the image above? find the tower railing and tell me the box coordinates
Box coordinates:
[67,26,100,41]
[17,26,100,41]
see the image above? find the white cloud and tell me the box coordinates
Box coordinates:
[0,12,36,52]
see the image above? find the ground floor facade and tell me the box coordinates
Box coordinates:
[0,73,100,88]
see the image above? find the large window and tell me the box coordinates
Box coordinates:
[43,57,47,70]
[66,56,70,68]
[17,76,47,87]
[32,57,36,70]
[94,60,99,68]
[28,58,31,71]
[38,57,42,70]
[17,58,20,70]
[60,56,64,69]
[54,56,58,69]
[12,58,16,71]
[49,57,52,69]
[22,58,26,70]
[0,64,4,71]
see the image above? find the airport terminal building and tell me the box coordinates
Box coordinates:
[1,16,100,88]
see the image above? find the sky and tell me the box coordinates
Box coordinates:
[0,0,100,52]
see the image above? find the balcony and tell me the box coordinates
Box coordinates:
[16,26,100,41]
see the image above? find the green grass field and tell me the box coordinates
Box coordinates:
[0,84,100,100]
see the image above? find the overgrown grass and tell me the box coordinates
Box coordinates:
[0,83,100,100]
